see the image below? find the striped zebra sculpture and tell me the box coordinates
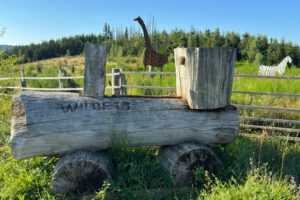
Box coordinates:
[258,56,292,76]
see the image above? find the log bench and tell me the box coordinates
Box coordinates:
[10,44,239,194]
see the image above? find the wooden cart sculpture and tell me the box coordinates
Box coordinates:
[10,43,239,194]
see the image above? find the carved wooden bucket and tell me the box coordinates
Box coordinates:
[175,47,237,109]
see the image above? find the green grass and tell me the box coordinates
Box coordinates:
[0,56,299,199]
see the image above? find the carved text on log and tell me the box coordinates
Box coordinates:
[58,101,130,113]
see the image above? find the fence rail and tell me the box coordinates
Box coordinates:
[234,74,300,80]
[232,90,300,98]
[240,116,300,125]
[1,70,299,138]
[234,104,300,113]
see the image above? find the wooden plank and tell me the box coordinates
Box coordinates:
[84,43,106,96]
[10,91,240,159]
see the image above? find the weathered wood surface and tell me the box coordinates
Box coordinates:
[112,68,126,96]
[57,65,65,88]
[175,47,237,109]
[19,69,27,89]
[51,150,111,194]
[159,143,223,187]
[10,91,239,159]
[84,43,106,96]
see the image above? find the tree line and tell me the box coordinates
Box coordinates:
[4,24,300,67]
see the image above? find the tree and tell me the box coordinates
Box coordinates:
[0,51,20,72]
[267,39,281,65]
[103,22,112,39]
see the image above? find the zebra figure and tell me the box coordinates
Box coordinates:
[258,56,292,76]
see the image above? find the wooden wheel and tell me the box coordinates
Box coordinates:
[51,150,111,194]
[159,143,223,187]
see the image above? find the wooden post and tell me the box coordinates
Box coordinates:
[112,68,126,96]
[112,68,121,96]
[159,143,223,187]
[57,65,64,88]
[84,43,106,97]
[120,69,127,95]
[19,69,26,90]
[175,47,237,109]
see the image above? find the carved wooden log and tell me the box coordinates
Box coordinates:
[10,91,239,159]
[159,143,223,187]
[51,150,111,194]
[175,47,237,109]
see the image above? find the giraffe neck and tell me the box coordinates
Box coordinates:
[137,19,152,48]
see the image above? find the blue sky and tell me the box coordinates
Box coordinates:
[0,0,300,46]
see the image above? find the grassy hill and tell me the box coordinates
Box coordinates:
[0,56,299,199]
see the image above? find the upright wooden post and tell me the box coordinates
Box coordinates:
[120,68,127,95]
[84,43,106,97]
[175,47,237,109]
[112,68,121,96]
[57,65,64,88]
[19,69,26,90]
[112,68,126,96]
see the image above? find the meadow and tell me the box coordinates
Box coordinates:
[0,56,299,199]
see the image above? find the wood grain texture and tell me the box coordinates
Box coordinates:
[112,68,126,96]
[51,150,111,194]
[175,47,237,109]
[159,143,223,187]
[10,91,240,159]
[84,43,106,97]
[19,69,27,88]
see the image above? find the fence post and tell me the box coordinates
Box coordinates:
[112,68,121,96]
[120,69,127,95]
[19,69,27,90]
[57,65,64,88]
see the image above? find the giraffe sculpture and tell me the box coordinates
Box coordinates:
[134,16,168,72]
